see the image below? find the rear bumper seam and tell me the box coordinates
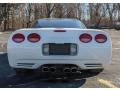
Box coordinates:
[18,59,97,60]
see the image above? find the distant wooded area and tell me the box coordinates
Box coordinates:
[0,3,120,31]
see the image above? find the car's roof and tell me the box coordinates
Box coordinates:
[37,18,81,23]
[33,18,86,28]
[37,18,80,22]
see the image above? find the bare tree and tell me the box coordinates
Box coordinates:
[0,3,120,31]
[53,4,65,18]
[116,3,120,21]
[88,3,109,27]
[106,3,116,27]
[45,3,55,18]
[76,3,82,20]
[25,3,33,28]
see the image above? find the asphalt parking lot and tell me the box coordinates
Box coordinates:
[0,29,120,88]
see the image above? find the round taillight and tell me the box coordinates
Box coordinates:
[27,33,40,42]
[79,33,92,43]
[12,33,25,43]
[95,34,107,43]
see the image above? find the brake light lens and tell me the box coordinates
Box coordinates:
[27,33,40,42]
[79,33,92,43]
[12,33,25,43]
[95,34,107,43]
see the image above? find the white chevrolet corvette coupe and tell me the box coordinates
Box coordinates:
[7,18,112,75]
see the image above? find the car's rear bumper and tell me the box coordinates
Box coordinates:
[7,46,112,70]
[9,58,111,69]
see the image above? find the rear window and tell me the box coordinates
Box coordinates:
[32,19,86,29]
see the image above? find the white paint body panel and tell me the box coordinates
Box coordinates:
[7,28,112,69]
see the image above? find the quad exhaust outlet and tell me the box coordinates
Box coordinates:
[42,66,78,73]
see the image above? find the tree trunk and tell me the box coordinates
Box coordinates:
[3,4,7,31]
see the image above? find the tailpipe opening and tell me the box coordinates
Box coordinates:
[64,68,71,73]
[71,67,78,73]
[42,67,49,72]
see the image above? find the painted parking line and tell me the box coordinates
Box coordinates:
[97,78,118,88]
[0,32,3,34]
[113,48,120,50]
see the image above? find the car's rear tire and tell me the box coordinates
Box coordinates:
[89,68,104,74]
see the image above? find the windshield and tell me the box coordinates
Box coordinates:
[32,19,86,29]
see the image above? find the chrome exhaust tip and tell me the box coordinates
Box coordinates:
[64,68,71,73]
[71,67,78,73]
[42,67,49,72]
[49,67,56,72]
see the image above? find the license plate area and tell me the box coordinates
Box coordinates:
[43,43,77,55]
[49,43,70,55]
